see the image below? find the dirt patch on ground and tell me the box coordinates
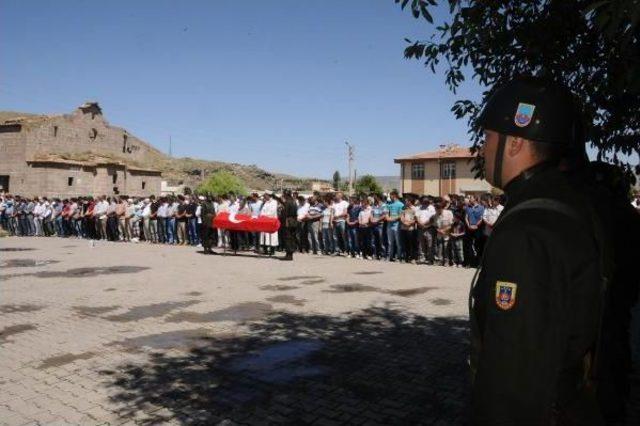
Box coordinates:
[37,352,96,369]
[277,276,322,282]
[300,279,326,285]
[385,287,438,297]
[0,304,45,314]
[0,259,59,268]
[2,266,150,280]
[0,248,36,252]
[323,283,380,293]
[184,291,204,297]
[266,295,306,306]
[104,288,117,292]
[73,305,121,317]
[353,271,383,275]
[109,329,226,351]
[105,301,199,322]
[431,298,452,306]
[0,324,37,344]
[166,302,273,323]
[260,285,300,291]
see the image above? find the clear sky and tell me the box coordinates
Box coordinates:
[1,0,483,179]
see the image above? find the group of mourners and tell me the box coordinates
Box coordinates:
[0,189,505,266]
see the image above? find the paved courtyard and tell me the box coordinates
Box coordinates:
[2,237,638,425]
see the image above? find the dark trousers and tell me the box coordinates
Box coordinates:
[358,227,372,258]
[400,229,418,262]
[157,218,166,243]
[371,225,385,258]
[107,216,119,241]
[201,224,214,252]
[464,227,485,267]
[297,222,309,252]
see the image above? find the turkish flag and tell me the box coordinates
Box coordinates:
[212,212,281,233]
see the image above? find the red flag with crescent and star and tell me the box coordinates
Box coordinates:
[212,212,281,233]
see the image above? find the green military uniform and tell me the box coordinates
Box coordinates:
[469,77,611,425]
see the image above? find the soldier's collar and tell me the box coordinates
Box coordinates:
[504,161,557,196]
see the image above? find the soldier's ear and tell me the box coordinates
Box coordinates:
[507,136,526,158]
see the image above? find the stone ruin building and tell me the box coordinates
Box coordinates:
[0,102,162,198]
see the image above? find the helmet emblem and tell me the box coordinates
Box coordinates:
[514,102,536,127]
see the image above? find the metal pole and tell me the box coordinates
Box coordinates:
[345,141,354,195]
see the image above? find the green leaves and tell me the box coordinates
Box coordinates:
[196,170,247,196]
[355,175,383,195]
[394,0,640,179]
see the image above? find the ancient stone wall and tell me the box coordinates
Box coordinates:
[25,109,164,166]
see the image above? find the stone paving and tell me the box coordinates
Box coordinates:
[0,237,637,425]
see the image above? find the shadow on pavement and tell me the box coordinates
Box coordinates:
[101,306,470,425]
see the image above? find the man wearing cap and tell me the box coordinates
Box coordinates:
[469,77,607,425]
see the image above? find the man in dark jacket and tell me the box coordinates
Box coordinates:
[199,195,216,255]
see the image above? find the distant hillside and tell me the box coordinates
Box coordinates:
[373,176,400,192]
[160,157,323,191]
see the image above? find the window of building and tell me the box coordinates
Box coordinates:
[68,177,74,186]
[112,173,118,184]
[122,134,128,153]
[442,162,456,179]
[53,126,58,137]
[411,163,425,179]
[0,124,22,133]
[141,181,146,190]
[90,128,98,140]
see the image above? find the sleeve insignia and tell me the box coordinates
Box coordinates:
[495,281,517,310]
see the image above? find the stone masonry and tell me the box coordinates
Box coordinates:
[0,102,162,198]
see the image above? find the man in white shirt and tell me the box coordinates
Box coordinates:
[156,198,169,244]
[33,199,45,236]
[141,199,155,243]
[259,191,279,255]
[332,192,350,255]
[415,196,437,264]
[94,196,109,240]
[482,196,503,237]
[297,196,310,253]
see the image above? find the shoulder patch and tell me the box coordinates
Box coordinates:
[495,281,517,310]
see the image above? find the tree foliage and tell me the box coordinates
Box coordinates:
[196,170,247,196]
[355,175,383,194]
[396,0,640,176]
[332,170,341,190]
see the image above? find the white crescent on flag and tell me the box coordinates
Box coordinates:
[228,213,245,224]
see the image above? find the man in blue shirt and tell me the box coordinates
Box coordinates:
[464,195,485,267]
[385,190,405,261]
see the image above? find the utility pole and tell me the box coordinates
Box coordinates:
[169,135,173,158]
[345,141,354,195]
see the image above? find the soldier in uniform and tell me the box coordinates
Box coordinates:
[199,195,216,255]
[278,189,299,261]
[469,77,609,425]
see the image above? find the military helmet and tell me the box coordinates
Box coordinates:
[478,76,585,146]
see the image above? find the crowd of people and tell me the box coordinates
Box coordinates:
[0,189,515,267]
